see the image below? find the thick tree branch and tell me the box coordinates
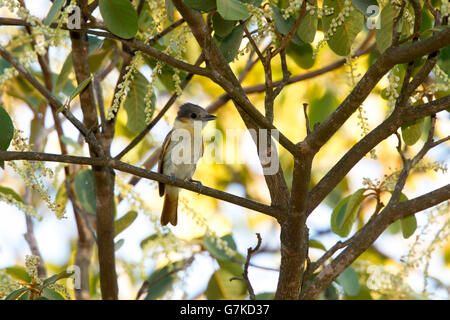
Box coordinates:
[301,183,450,300]
[307,95,450,216]
[304,27,450,152]
[0,151,284,220]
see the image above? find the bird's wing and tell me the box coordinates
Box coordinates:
[158,129,173,197]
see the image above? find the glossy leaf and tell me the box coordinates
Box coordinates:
[43,270,74,287]
[123,71,152,133]
[43,0,66,26]
[99,0,138,39]
[0,106,14,169]
[213,12,236,38]
[309,239,326,251]
[184,0,217,12]
[336,266,360,296]
[206,267,247,299]
[308,90,339,131]
[331,189,366,237]
[375,3,397,53]
[272,5,294,35]
[217,25,244,63]
[350,0,378,16]
[203,234,237,261]
[217,0,250,21]
[5,287,30,300]
[65,76,92,107]
[5,266,31,282]
[74,169,96,215]
[297,10,318,43]
[401,117,424,146]
[114,210,138,237]
[401,214,417,239]
[331,196,351,237]
[286,40,315,69]
[42,287,65,300]
[322,0,364,56]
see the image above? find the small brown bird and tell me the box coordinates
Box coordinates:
[158,103,216,226]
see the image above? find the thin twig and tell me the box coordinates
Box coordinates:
[230,233,262,300]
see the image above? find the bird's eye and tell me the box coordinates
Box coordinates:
[190,113,197,119]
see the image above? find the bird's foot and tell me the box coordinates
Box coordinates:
[188,179,204,193]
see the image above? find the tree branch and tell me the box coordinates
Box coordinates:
[0,151,285,220]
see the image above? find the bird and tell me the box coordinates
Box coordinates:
[158,103,216,226]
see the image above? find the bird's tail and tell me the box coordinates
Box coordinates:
[161,188,178,226]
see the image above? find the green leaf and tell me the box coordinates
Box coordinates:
[42,287,66,300]
[286,40,315,69]
[401,117,424,146]
[203,234,237,261]
[43,0,66,26]
[272,5,294,35]
[217,25,244,63]
[217,0,250,21]
[114,210,138,237]
[114,238,125,251]
[331,189,366,238]
[206,267,247,300]
[401,214,417,239]
[74,169,96,215]
[5,287,30,300]
[99,0,138,39]
[309,239,326,251]
[213,12,236,38]
[340,188,366,229]
[0,106,14,169]
[5,266,31,282]
[123,71,152,133]
[375,3,397,53]
[0,186,24,203]
[42,270,74,287]
[184,0,217,12]
[297,10,318,43]
[350,0,378,16]
[70,76,92,103]
[331,196,351,237]
[322,0,364,56]
[145,260,187,300]
[336,266,360,296]
[308,90,339,131]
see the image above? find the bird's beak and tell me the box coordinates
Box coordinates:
[203,114,217,121]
